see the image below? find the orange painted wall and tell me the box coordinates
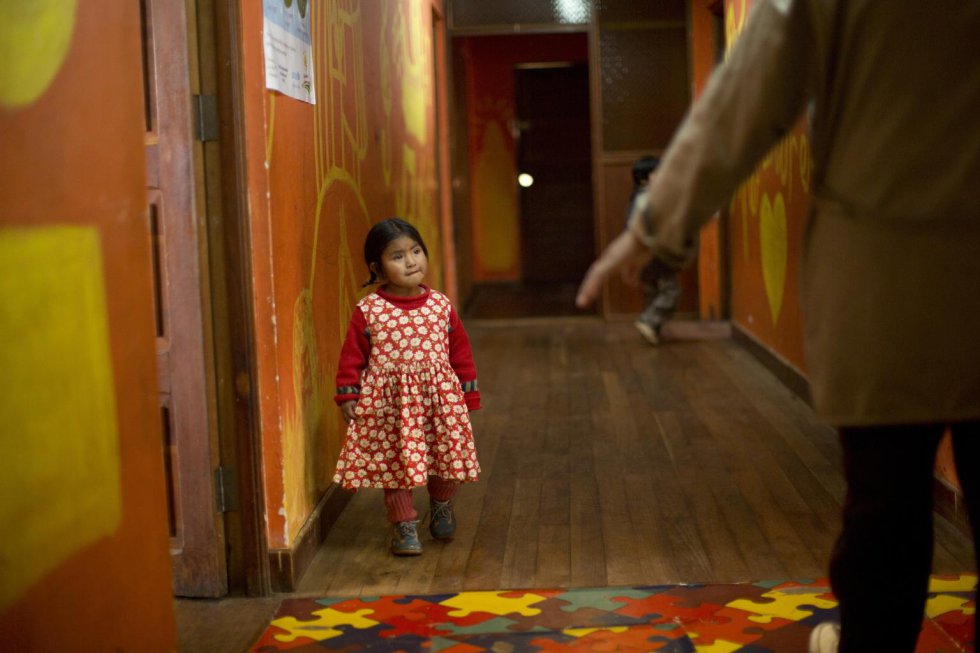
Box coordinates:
[690,1,724,320]
[0,3,176,651]
[457,33,589,282]
[239,0,449,549]
[724,0,808,374]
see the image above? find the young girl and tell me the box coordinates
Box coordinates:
[334,217,481,556]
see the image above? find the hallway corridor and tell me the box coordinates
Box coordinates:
[177,319,976,652]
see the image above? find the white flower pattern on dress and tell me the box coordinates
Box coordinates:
[333,290,480,490]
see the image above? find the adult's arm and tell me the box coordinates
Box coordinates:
[578,0,819,307]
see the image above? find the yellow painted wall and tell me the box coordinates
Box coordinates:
[0,1,176,649]
[240,0,448,549]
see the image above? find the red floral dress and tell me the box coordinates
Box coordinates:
[333,287,481,490]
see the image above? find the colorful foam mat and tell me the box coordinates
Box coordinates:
[250,574,976,652]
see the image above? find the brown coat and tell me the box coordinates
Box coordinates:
[630,0,980,425]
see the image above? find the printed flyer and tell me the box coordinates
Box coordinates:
[263,0,315,104]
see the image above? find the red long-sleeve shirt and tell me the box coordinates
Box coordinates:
[334,285,481,410]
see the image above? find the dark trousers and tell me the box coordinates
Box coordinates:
[831,421,979,652]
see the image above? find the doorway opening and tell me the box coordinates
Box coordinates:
[452,33,594,320]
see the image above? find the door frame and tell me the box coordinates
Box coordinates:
[195,0,270,596]
[142,0,228,598]
[446,26,592,307]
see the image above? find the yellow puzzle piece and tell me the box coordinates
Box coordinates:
[727,588,837,624]
[563,626,628,639]
[928,574,978,594]
[441,591,546,618]
[271,607,378,643]
[693,639,744,653]
[927,594,975,619]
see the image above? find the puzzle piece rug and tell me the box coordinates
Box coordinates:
[250,574,976,652]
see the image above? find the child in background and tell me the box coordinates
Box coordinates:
[628,156,680,346]
[334,217,481,556]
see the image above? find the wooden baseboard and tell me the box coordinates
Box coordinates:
[731,322,972,537]
[730,323,811,405]
[268,484,351,592]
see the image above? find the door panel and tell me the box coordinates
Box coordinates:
[140,0,226,597]
[516,63,594,285]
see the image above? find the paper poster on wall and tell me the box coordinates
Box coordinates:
[263,0,315,104]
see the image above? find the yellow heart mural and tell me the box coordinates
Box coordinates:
[759,192,788,326]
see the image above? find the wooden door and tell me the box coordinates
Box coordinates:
[515,63,594,285]
[140,0,227,597]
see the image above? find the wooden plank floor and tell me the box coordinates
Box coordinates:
[463,282,593,319]
[296,319,975,595]
[176,318,976,652]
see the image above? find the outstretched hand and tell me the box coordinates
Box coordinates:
[575,229,655,308]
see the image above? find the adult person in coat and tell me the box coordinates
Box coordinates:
[575,2,980,652]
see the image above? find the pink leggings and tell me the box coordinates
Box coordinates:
[383,476,458,523]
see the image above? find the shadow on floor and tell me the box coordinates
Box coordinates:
[175,596,280,653]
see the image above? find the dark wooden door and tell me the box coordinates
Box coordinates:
[140,0,227,597]
[515,63,594,284]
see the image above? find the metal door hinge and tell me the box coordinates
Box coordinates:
[193,94,219,142]
[214,465,238,512]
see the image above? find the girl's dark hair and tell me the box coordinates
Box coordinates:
[362,217,429,287]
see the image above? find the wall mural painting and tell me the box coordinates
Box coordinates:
[272,0,440,540]
[725,0,811,331]
[0,0,76,108]
[732,132,811,326]
[470,97,518,279]
[289,0,373,533]
[311,0,370,339]
[381,0,440,276]
[265,0,370,540]
[759,192,787,325]
[474,118,518,277]
[266,93,278,164]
